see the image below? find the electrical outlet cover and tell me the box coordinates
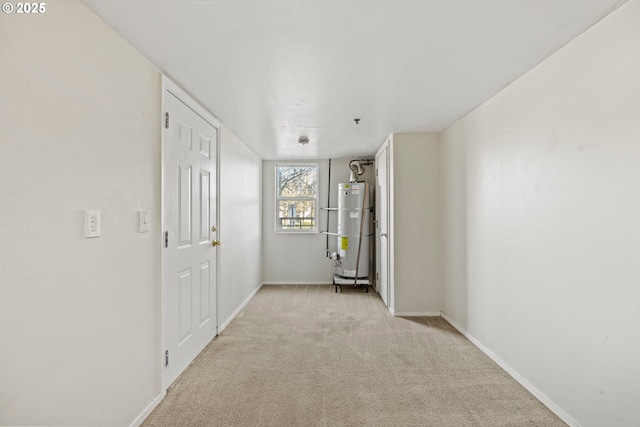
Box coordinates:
[85,210,101,238]
[138,211,150,233]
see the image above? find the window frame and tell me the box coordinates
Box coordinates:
[274,163,319,234]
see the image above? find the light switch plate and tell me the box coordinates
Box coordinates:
[138,211,150,233]
[85,210,101,238]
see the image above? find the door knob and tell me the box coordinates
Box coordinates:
[212,240,221,247]
[381,233,387,238]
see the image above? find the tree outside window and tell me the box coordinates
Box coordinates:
[275,164,318,232]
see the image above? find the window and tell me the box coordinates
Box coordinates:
[275,164,318,232]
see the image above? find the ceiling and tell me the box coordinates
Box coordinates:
[82,0,625,160]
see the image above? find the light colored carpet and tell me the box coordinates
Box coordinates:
[142,285,566,426]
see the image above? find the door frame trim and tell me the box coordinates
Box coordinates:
[375,136,394,313]
[161,76,221,392]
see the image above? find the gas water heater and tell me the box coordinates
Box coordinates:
[335,182,372,278]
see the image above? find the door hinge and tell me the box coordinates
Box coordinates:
[165,350,169,367]
[164,231,169,248]
[165,112,169,129]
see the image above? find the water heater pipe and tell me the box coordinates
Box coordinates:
[349,162,360,183]
[325,159,332,257]
[353,181,369,285]
[348,159,374,182]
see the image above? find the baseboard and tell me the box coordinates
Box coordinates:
[219,283,263,333]
[129,391,164,427]
[440,312,580,427]
[394,311,442,317]
[262,281,332,285]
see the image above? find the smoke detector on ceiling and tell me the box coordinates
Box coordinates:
[298,136,310,145]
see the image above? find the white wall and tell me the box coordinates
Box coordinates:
[0,2,265,424]
[440,1,640,425]
[219,127,263,326]
[440,126,468,327]
[390,134,442,315]
[262,158,374,284]
[0,1,162,425]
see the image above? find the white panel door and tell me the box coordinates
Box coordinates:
[375,145,389,306]
[164,91,218,387]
